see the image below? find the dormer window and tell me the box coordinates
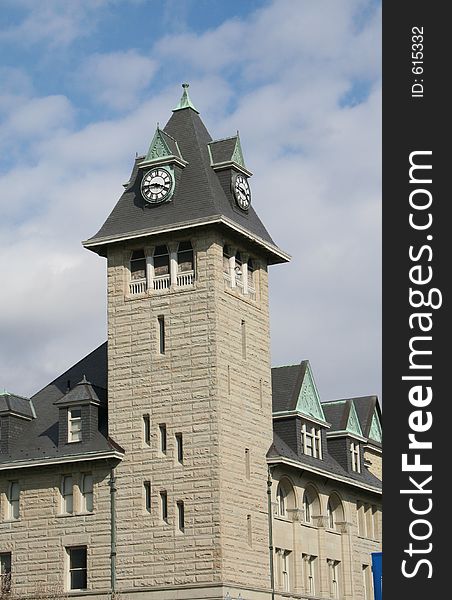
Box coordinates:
[351,441,361,472]
[302,424,322,459]
[129,249,147,294]
[68,407,82,443]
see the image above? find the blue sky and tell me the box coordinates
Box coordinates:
[0,0,381,401]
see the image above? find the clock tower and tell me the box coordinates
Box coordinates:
[83,84,290,599]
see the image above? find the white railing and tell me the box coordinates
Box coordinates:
[129,278,147,295]
[153,274,170,291]
[177,271,195,287]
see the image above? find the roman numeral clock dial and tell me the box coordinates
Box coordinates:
[141,168,173,204]
[232,173,251,210]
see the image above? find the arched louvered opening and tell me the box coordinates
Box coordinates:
[235,251,243,288]
[129,249,147,294]
[223,245,231,274]
[153,245,170,290]
[177,241,195,286]
[247,258,256,298]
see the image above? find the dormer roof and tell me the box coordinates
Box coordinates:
[53,375,100,407]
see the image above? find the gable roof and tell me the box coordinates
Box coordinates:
[271,360,327,424]
[83,87,289,265]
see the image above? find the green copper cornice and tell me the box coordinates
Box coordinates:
[346,402,363,437]
[231,132,246,168]
[173,83,199,113]
[369,410,382,442]
[145,127,172,161]
[295,362,327,423]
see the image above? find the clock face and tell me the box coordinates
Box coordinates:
[232,174,251,210]
[141,168,173,204]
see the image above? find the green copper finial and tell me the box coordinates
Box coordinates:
[173,83,199,113]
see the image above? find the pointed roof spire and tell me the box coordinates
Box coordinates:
[173,83,199,113]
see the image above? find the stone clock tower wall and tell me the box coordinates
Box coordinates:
[106,226,273,593]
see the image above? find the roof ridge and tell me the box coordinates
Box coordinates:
[31,341,107,400]
[208,135,238,144]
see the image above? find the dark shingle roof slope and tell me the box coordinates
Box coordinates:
[0,392,35,419]
[271,362,307,412]
[83,96,289,264]
[0,343,119,467]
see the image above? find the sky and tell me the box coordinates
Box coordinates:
[0,0,381,402]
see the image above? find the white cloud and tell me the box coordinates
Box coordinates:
[77,50,158,111]
[0,0,381,402]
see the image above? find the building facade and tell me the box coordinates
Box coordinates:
[0,86,381,600]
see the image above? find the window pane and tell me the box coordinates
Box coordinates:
[70,548,87,569]
[70,570,87,590]
[70,408,82,419]
[154,246,169,276]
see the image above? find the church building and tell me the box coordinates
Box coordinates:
[0,85,381,600]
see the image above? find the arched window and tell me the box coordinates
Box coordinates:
[154,245,170,276]
[303,485,320,524]
[276,479,296,518]
[177,241,194,273]
[327,493,344,530]
[130,249,146,280]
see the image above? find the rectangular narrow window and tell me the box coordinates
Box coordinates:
[81,474,93,513]
[245,448,250,479]
[247,514,252,546]
[158,316,165,354]
[0,552,12,593]
[362,564,373,600]
[160,491,168,522]
[241,319,246,359]
[328,559,340,598]
[159,424,167,454]
[62,476,73,514]
[276,549,290,591]
[7,481,20,520]
[177,500,185,532]
[67,547,87,591]
[372,506,379,539]
[357,501,365,536]
[227,365,231,395]
[259,378,263,408]
[351,441,361,472]
[143,414,151,446]
[175,433,183,463]
[303,554,317,596]
[144,481,151,512]
[68,407,82,442]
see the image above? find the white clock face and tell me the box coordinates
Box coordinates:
[233,174,251,210]
[141,168,173,204]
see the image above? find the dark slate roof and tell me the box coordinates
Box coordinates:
[0,392,35,419]
[353,396,382,444]
[83,98,289,264]
[270,364,382,491]
[54,376,100,406]
[322,401,349,432]
[0,343,120,467]
[209,136,238,164]
[271,362,307,412]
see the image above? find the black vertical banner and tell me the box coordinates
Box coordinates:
[383,2,450,597]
